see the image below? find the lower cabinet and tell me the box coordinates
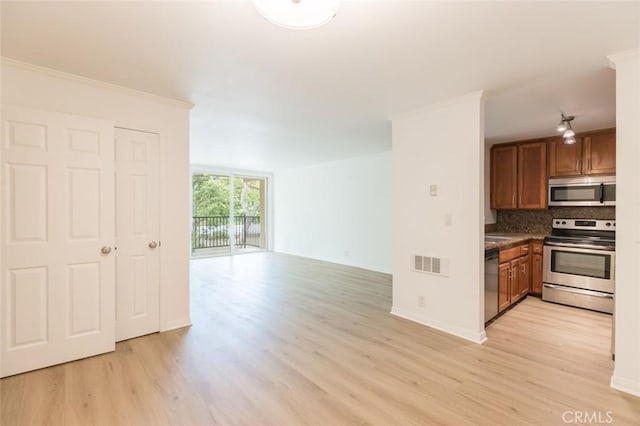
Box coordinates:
[518,256,530,298]
[530,240,544,295]
[498,242,531,313]
[498,263,511,312]
[509,258,521,303]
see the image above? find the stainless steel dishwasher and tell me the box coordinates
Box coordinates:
[484,248,499,323]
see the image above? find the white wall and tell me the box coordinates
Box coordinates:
[1,59,192,331]
[391,91,486,343]
[609,49,640,397]
[274,151,392,274]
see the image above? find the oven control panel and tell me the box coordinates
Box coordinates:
[553,219,616,231]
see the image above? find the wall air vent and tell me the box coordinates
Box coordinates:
[422,256,432,272]
[412,255,449,277]
[414,255,423,271]
[431,257,441,274]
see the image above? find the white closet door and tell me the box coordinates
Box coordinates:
[115,128,160,342]
[1,105,115,377]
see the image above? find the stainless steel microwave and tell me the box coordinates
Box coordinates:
[548,176,616,207]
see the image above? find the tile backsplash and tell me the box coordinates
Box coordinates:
[495,207,615,234]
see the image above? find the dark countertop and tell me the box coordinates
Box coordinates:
[484,233,548,251]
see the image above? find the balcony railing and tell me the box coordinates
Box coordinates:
[192,215,261,251]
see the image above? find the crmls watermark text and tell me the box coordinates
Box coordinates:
[562,411,614,424]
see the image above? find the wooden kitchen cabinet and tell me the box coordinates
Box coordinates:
[518,256,530,298]
[548,137,583,177]
[583,130,616,175]
[491,145,518,209]
[491,141,547,210]
[531,254,543,295]
[530,240,543,296]
[509,259,521,303]
[548,128,616,177]
[498,263,511,312]
[497,242,531,312]
[518,142,547,209]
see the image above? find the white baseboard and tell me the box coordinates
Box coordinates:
[390,306,487,344]
[161,316,192,332]
[610,374,640,397]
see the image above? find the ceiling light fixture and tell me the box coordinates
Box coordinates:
[556,113,576,145]
[253,0,341,30]
[556,121,569,133]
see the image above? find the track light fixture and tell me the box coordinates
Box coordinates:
[557,114,576,144]
[556,121,568,133]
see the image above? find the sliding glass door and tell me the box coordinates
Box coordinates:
[192,173,267,256]
[192,174,232,255]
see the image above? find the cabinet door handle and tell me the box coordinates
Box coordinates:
[512,194,516,206]
[577,159,581,171]
[587,159,591,171]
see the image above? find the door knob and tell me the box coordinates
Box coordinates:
[101,246,112,255]
[148,241,158,249]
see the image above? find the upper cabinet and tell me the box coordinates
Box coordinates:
[548,129,616,177]
[583,130,616,175]
[548,137,583,177]
[491,145,518,209]
[491,141,547,210]
[518,142,547,209]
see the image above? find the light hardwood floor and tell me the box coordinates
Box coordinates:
[2,252,639,425]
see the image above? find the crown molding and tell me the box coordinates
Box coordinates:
[1,57,194,110]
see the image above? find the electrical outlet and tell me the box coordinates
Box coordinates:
[418,295,426,307]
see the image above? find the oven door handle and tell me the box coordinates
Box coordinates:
[544,241,615,251]
[544,283,614,298]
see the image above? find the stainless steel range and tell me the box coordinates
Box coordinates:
[542,218,615,314]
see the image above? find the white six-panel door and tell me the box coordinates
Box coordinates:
[115,128,160,342]
[1,106,116,377]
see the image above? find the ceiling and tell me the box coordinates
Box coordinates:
[1,1,639,172]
